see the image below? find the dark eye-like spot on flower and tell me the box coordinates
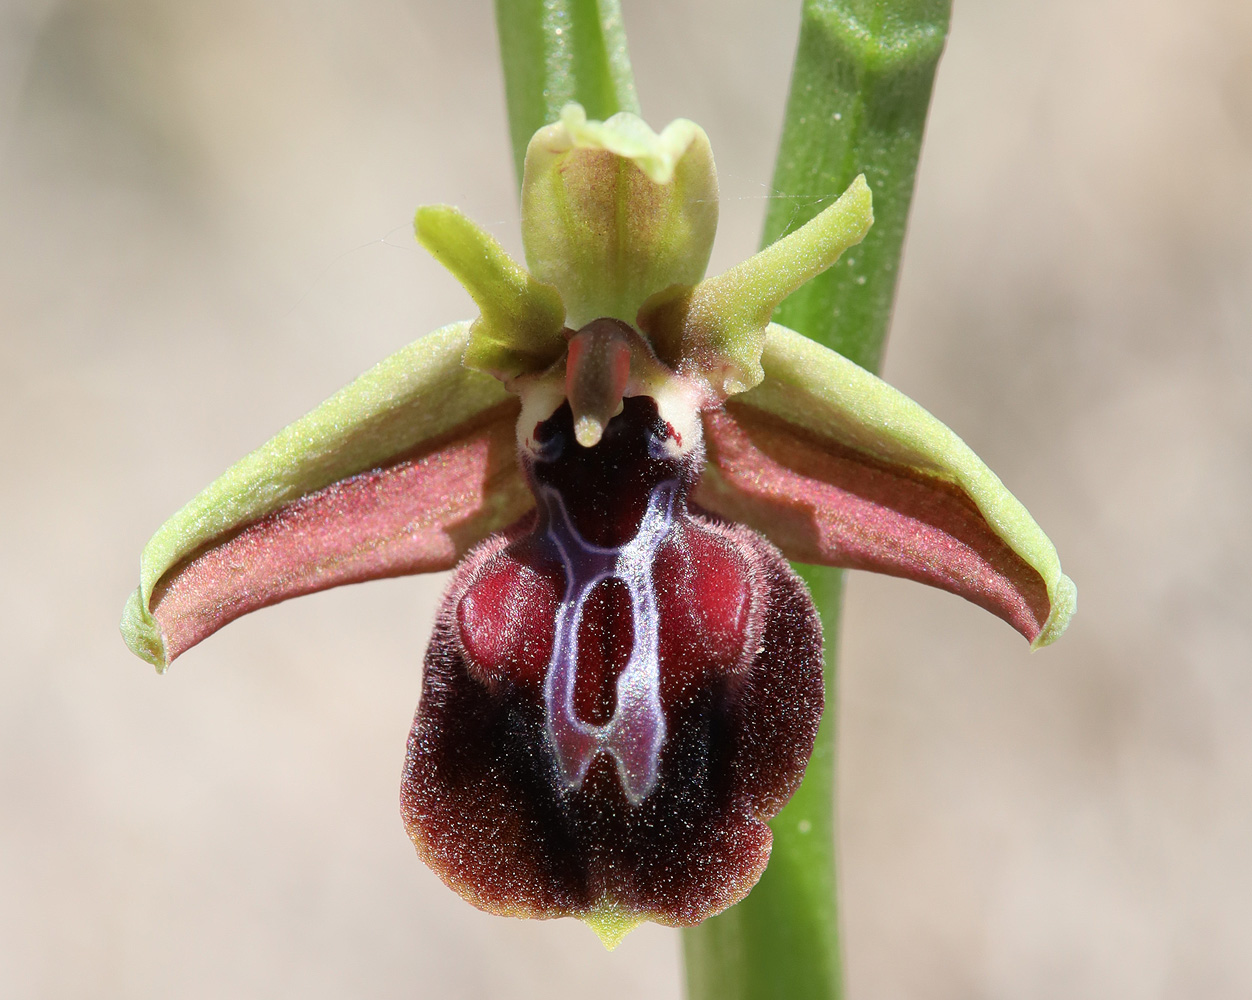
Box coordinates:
[532,419,566,463]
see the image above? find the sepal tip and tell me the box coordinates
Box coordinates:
[1031,572,1077,650]
[120,587,169,673]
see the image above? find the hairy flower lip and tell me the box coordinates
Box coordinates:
[403,395,824,941]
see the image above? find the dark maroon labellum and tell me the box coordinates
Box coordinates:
[401,393,824,934]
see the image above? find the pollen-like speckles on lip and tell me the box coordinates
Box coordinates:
[400,397,823,932]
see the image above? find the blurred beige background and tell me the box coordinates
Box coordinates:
[2,0,1250,997]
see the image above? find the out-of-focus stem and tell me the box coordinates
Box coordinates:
[494,0,639,184]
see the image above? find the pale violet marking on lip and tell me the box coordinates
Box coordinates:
[539,480,679,805]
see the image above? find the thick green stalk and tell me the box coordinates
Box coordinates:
[767,0,950,373]
[682,3,950,999]
[494,0,639,184]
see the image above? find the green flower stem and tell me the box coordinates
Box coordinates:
[682,3,951,999]
[494,0,639,184]
[763,0,952,373]
[683,568,844,1000]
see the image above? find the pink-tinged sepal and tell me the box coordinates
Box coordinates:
[120,323,532,671]
[402,396,823,945]
[696,324,1076,647]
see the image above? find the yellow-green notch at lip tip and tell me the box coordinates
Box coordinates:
[581,904,646,950]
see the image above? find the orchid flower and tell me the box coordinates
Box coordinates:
[121,104,1074,947]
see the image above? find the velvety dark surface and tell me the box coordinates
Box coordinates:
[402,399,824,926]
[527,396,696,547]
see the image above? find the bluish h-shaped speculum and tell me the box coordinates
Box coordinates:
[539,479,679,805]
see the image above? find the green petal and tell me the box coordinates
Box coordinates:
[521,103,718,329]
[712,323,1075,648]
[121,322,523,671]
[640,175,872,398]
[415,206,567,381]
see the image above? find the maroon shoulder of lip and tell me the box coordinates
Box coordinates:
[401,396,824,926]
